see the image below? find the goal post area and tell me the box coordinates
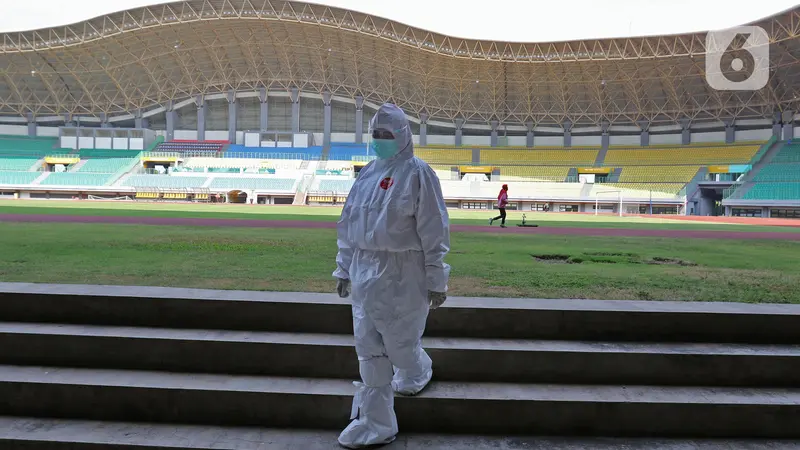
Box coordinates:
[593,190,645,217]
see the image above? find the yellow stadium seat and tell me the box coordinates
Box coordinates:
[616,166,701,183]
[604,145,759,165]
[415,148,472,164]
[480,149,598,165]
[498,166,570,181]
[607,183,687,195]
[309,195,335,203]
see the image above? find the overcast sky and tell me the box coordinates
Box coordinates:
[0,0,797,42]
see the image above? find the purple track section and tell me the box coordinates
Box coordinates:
[2,213,800,240]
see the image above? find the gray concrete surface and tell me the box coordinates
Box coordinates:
[0,365,799,437]
[2,417,797,449]
[1,282,800,443]
[2,283,800,343]
[1,322,798,386]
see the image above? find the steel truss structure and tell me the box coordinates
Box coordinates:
[1,0,800,126]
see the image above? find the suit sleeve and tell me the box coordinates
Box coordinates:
[415,164,451,293]
[332,190,355,280]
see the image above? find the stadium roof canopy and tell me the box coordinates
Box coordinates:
[1,0,799,127]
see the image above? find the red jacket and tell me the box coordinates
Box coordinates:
[497,190,508,208]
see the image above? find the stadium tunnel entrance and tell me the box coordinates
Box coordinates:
[227,190,248,204]
[693,184,729,216]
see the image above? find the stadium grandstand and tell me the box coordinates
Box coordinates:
[1,1,800,217]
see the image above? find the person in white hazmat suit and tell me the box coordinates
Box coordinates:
[333,103,451,448]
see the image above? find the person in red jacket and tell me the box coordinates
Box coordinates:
[489,184,509,228]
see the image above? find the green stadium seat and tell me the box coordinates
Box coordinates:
[124,175,208,189]
[39,172,113,187]
[318,179,355,193]
[76,158,136,173]
[208,177,296,190]
[742,183,800,201]
[0,158,39,171]
[0,171,40,185]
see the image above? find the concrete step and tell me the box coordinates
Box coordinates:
[1,322,799,387]
[2,283,800,343]
[1,418,798,450]
[0,365,799,438]
[2,418,798,450]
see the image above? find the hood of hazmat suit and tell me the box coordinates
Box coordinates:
[333,103,451,448]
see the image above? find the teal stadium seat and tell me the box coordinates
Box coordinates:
[77,158,136,173]
[0,157,39,171]
[0,171,40,185]
[78,149,141,159]
[741,144,800,200]
[123,175,209,189]
[208,177,296,190]
[742,183,800,201]
[0,136,58,153]
[751,163,800,182]
[318,179,355,193]
[39,172,113,186]
[770,144,800,164]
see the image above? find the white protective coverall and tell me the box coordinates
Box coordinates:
[333,103,451,448]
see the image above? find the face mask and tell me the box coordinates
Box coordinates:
[370,138,399,159]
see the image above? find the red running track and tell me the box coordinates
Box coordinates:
[2,213,800,240]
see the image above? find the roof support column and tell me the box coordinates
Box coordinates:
[259,88,269,132]
[772,111,782,139]
[227,90,237,144]
[454,118,464,147]
[290,87,300,133]
[100,113,111,129]
[526,121,534,148]
[64,113,76,128]
[563,120,573,148]
[354,96,364,144]
[490,120,499,147]
[782,110,794,141]
[135,109,143,129]
[165,103,175,141]
[601,120,610,150]
[419,112,428,147]
[26,112,36,137]
[196,95,206,141]
[323,91,332,152]
[723,118,735,144]
[679,118,691,145]
[637,120,650,147]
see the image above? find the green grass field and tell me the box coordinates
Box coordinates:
[1,200,800,303]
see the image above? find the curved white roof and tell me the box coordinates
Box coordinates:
[1,0,797,41]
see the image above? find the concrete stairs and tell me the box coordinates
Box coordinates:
[0,282,799,448]
[608,167,622,182]
[30,171,51,185]
[684,167,708,201]
[28,158,46,172]
[594,146,609,166]
[566,167,578,181]
[67,159,88,172]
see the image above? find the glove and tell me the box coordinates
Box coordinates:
[336,278,351,298]
[428,291,447,309]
